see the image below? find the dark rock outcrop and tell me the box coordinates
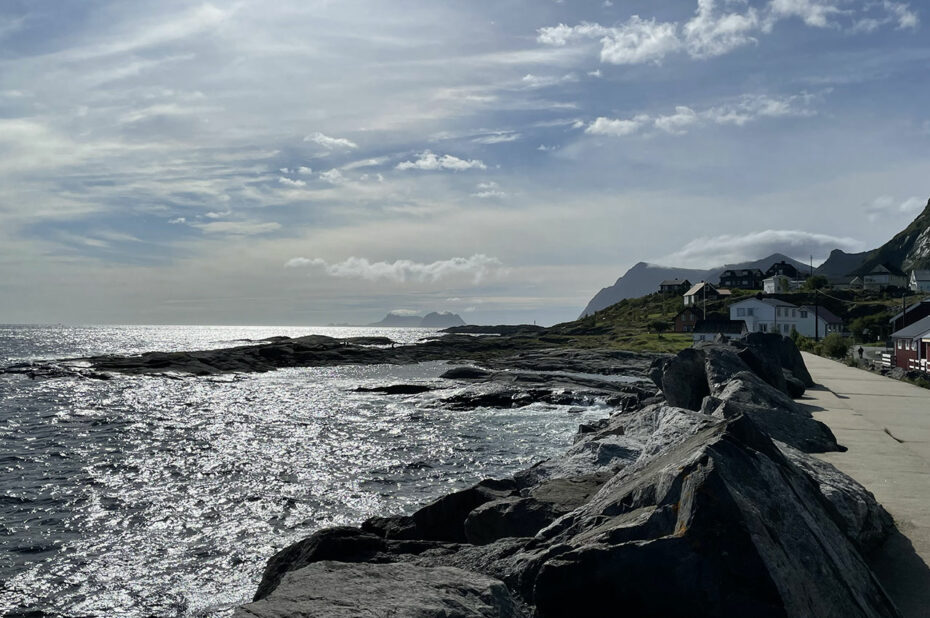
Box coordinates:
[238,561,526,618]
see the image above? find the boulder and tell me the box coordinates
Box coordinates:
[237,561,527,618]
[778,442,893,553]
[659,348,709,410]
[744,332,814,387]
[783,369,806,398]
[709,371,841,453]
[528,415,899,618]
[441,366,493,380]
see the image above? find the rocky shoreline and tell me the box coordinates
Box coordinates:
[3,331,901,616]
[233,333,899,617]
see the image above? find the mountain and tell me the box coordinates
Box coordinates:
[814,249,870,277]
[369,311,466,328]
[852,198,930,274]
[579,253,809,317]
[814,198,930,277]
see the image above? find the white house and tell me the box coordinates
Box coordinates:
[692,319,748,343]
[730,297,842,338]
[862,264,908,290]
[762,275,801,294]
[910,270,930,293]
[729,298,803,336]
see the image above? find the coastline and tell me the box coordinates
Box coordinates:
[231,333,900,617]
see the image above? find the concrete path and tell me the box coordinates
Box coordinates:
[801,352,930,617]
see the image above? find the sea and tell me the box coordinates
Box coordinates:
[0,325,613,617]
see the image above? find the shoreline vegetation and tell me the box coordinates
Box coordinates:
[4,325,906,615]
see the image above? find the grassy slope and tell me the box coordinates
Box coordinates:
[539,288,926,353]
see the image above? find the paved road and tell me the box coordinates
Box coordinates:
[801,352,930,617]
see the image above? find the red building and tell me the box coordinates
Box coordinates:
[674,307,701,333]
[891,314,930,372]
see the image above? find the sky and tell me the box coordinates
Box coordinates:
[0,0,928,326]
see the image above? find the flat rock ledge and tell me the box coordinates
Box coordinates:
[240,334,899,618]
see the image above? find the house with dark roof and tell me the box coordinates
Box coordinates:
[889,298,930,332]
[718,268,764,290]
[862,263,908,290]
[765,261,800,279]
[891,315,930,372]
[729,298,802,336]
[799,305,843,337]
[910,270,930,293]
[683,282,720,308]
[659,278,691,294]
[692,319,748,343]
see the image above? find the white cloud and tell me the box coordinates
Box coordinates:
[283,254,505,284]
[472,182,507,198]
[304,132,359,150]
[319,169,346,184]
[654,106,700,134]
[683,0,760,58]
[168,217,187,224]
[396,151,487,171]
[767,0,845,28]
[278,176,306,187]
[472,132,521,144]
[521,73,578,89]
[341,157,388,171]
[204,209,231,218]
[660,229,862,266]
[705,92,817,125]
[297,166,313,175]
[864,195,926,222]
[585,114,651,137]
[538,17,681,65]
[193,221,282,236]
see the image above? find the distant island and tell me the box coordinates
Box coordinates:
[368,311,466,328]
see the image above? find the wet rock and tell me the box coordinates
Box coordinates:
[238,561,527,618]
[440,366,493,380]
[354,384,435,395]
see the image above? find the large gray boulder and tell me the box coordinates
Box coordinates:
[236,561,526,618]
[744,332,814,387]
[527,415,898,617]
[658,348,709,410]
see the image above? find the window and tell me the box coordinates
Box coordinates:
[737,308,745,317]
[746,308,754,316]
[792,310,797,318]
[760,323,768,332]
[800,311,807,318]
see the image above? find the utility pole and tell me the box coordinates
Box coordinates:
[814,290,820,342]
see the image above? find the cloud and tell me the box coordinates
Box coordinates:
[864,195,926,222]
[538,17,681,65]
[396,151,487,171]
[283,254,505,283]
[585,114,651,136]
[192,221,282,236]
[297,166,313,175]
[472,132,521,144]
[319,169,346,184]
[521,73,578,89]
[659,229,862,266]
[538,1,917,65]
[278,176,307,187]
[471,181,507,198]
[304,132,359,150]
[585,92,820,137]
[341,157,388,171]
[654,106,700,134]
[168,217,187,224]
[683,0,761,58]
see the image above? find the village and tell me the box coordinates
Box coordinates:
[658,260,930,374]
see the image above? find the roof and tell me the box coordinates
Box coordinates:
[867,263,907,277]
[912,270,930,281]
[720,269,764,277]
[660,279,690,286]
[891,314,930,339]
[800,306,843,324]
[694,319,747,335]
[730,297,796,308]
[888,298,930,323]
[684,282,716,296]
